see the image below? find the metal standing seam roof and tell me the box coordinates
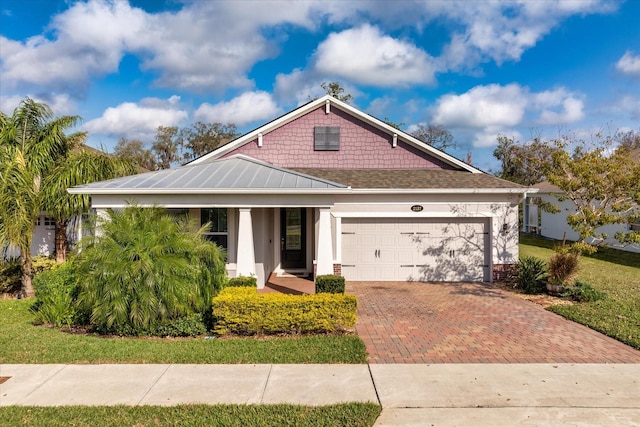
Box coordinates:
[68,155,349,194]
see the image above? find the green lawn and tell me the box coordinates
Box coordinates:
[0,299,367,364]
[0,403,382,427]
[520,234,640,349]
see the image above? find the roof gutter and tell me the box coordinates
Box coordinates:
[69,186,533,196]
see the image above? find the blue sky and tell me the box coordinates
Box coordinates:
[1,0,639,171]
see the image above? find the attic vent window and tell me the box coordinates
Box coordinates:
[314,126,340,151]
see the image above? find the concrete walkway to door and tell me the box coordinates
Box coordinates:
[347,282,640,364]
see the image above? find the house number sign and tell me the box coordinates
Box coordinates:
[411,205,424,212]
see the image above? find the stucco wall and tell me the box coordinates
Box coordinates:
[539,194,640,253]
[222,106,454,170]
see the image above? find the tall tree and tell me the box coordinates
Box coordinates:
[411,124,457,152]
[616,129,640,151]
[0,98,81,296]
[493,136,557,186]
[181,121,238,161]
[113,137,156,171]
[542,136,640,253]
[321,81,353,104]
[42,147,137,263]
[152,126,181,169]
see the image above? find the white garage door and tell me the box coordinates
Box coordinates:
[341,217,489,282]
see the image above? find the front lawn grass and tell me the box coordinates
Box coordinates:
[520,234,640,349]
[0,403,382,427]
[0,299,367,364]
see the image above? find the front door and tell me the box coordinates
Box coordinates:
[281,208,306,269]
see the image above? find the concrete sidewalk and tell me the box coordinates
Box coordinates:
[1,364,639,426]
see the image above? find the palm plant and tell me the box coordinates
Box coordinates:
[0,98,81,296]
[42,148,136,263]
[74,205,226,334]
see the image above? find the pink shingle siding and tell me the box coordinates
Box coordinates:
[222,107,453,170]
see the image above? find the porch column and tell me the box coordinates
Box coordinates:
[316,208,333,276]
[236,208,256,278]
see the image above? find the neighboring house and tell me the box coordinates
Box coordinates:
[69,96,529,288]
[2,214,85,258]
[524,181,640,253]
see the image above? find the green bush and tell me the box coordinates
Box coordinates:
[315,274,345,294]
[32,255,57,276]
[227,276,257,287]
[0,258,22,295]
[515,256,548,294]
[212,287,357,335]
[75,205,226,335]
[32,263,81,327]
[563,281,607,302]
[151,315,208,337]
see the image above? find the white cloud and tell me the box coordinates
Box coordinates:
[314,24,436,87]
[619,96,640,120]
[0,1,143,94]
[433,84,528,128]
[0,93,76,115]
[0,0,617,99]
[0,0,321,95]
[83,96,187,141]
[534,88,585,125]
[474,128,523,148]
[437,0,616,71]
[616,51,640,77]
[194,91,281,126]
[274,69,326,105]
[432,83,585,147]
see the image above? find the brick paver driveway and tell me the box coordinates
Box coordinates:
[347,281,640,364]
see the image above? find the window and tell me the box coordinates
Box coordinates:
[314,126,340,151]
[201,208,228,249]
[165,208,189,219]
[44,217,55,226]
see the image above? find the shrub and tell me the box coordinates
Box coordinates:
[32,263,81,327]
[515,256,548,294]
[0,258,22,295]
[315,274,345,294]
[31,255,57,276]
[227,276,257,287]
[548,252,579,286]
[75,205,227,335]
[151,315,208,337]
[212,287,357,335]
[92,314,208,337]
[563,281,607,303]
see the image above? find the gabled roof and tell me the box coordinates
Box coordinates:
[69,155,349,195]
[188,95,482,174]
[532,181,561,193]
[293,168,527,192]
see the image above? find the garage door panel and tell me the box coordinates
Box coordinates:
[342,218,489,282]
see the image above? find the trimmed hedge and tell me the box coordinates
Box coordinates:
[227,276,258,288]
[315,274,345,294]
[212,287,357,335]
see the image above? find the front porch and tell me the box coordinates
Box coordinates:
[230,206,336,289]
[260,273,315,295]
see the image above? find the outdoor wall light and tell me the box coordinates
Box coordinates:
[501,223,510,234]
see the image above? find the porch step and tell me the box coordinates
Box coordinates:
[262,273,315,295]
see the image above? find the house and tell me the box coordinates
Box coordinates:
[2,214,83,258]
[69,96,529,288]
[524,181,640,253]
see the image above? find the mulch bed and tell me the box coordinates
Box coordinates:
[494,282,574,308]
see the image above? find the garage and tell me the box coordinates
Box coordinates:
[341,217,489,282]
